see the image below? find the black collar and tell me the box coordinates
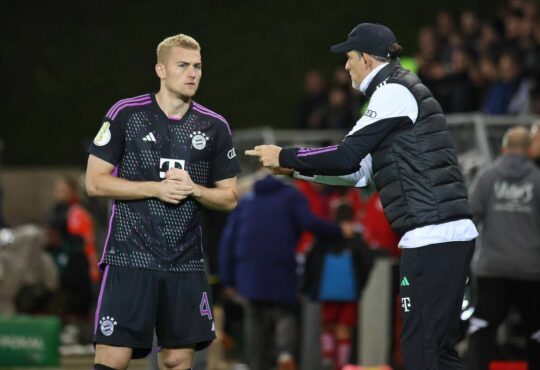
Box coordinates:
[364,61,401,98]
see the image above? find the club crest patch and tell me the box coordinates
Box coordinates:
[190,131,209,150]
[99,316,118,336]
[94,121,111,146]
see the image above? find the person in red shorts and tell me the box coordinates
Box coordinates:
[302,203,374,370]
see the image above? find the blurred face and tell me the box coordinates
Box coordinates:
[156,47,202,99]
[304,71,325,94]
[53,179,72,203]
[345,51,369,90]
[479,57,497,81]
[329,88,347,107]
[418,28,437,54]
[452,49,469,72]
[499,54,520,81]
[461,11,479,35]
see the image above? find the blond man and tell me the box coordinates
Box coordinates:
[86,34,240,370]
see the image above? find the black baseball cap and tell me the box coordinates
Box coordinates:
[330,23,398,58]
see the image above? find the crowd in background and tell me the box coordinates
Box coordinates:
[298,0,540,132]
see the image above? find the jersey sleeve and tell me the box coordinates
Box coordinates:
[211,122,241,182]
[87,108,125,166]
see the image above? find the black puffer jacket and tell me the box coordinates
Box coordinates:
[366,63,472,235]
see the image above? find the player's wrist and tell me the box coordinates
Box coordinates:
[143,181,159,198]
[192,184,203,199]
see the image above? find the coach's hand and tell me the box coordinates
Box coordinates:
[245,145,282,168]
[165,168,202,198]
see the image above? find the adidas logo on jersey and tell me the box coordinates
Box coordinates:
[143,132,156,142]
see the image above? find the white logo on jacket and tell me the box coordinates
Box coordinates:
[401,297,412,312]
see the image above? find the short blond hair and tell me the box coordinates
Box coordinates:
[157,34,200,63]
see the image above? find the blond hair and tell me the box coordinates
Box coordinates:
[157,34,200,63]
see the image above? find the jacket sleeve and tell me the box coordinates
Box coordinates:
[293,154,373,187]
[280,119,398,176]
[291,191,343,239]
[218,204,241,288]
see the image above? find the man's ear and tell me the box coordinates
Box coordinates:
[155,63,166,79]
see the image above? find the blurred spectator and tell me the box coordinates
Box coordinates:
[416,27,450,110]
[45,217,93,321]
[219,171,348,370]
[332,67,364,118]
[530,123,540,166]
[476,54,499,90]
[0,225,58,315]
[446,48,478,112]
[320,86,356,130]
[477,19,504,56]
[503,8,525,49]
[302,203,373,370]
[483,50,531,114]
[435,10,456,63]
[460,11,481,53]
[50,176,100,285]
[297,70,328,129]
[466,126,540,370]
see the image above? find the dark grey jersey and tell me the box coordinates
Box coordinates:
[88,94,241,272]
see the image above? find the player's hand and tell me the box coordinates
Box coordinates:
[154,179,192,204]
[271,167,294,176]
[245,145,282,168]
[165,168,202,198]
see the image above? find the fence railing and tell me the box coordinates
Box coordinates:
[234,113,540,183]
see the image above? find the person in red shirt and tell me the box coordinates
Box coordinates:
[52,176,100,284]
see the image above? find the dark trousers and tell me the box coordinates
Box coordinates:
[400,240,474,370]
[243,301,298,370]
[465,277,540,370]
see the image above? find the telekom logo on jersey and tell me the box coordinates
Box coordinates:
[159,158,185,179]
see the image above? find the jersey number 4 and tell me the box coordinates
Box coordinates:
[200,292,213,320]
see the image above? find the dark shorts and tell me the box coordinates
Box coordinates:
[93,265,215,359]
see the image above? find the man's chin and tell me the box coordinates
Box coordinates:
[176,89,198,100]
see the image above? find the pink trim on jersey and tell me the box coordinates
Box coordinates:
[105,94,151,118]
[98,166,118,270]
[109,99,152,120]
[94,265,110,335]
[98,202,116,269]
[168,116,181,121]
[192,102,232,135]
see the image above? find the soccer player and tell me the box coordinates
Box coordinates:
[86,34,240,370]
